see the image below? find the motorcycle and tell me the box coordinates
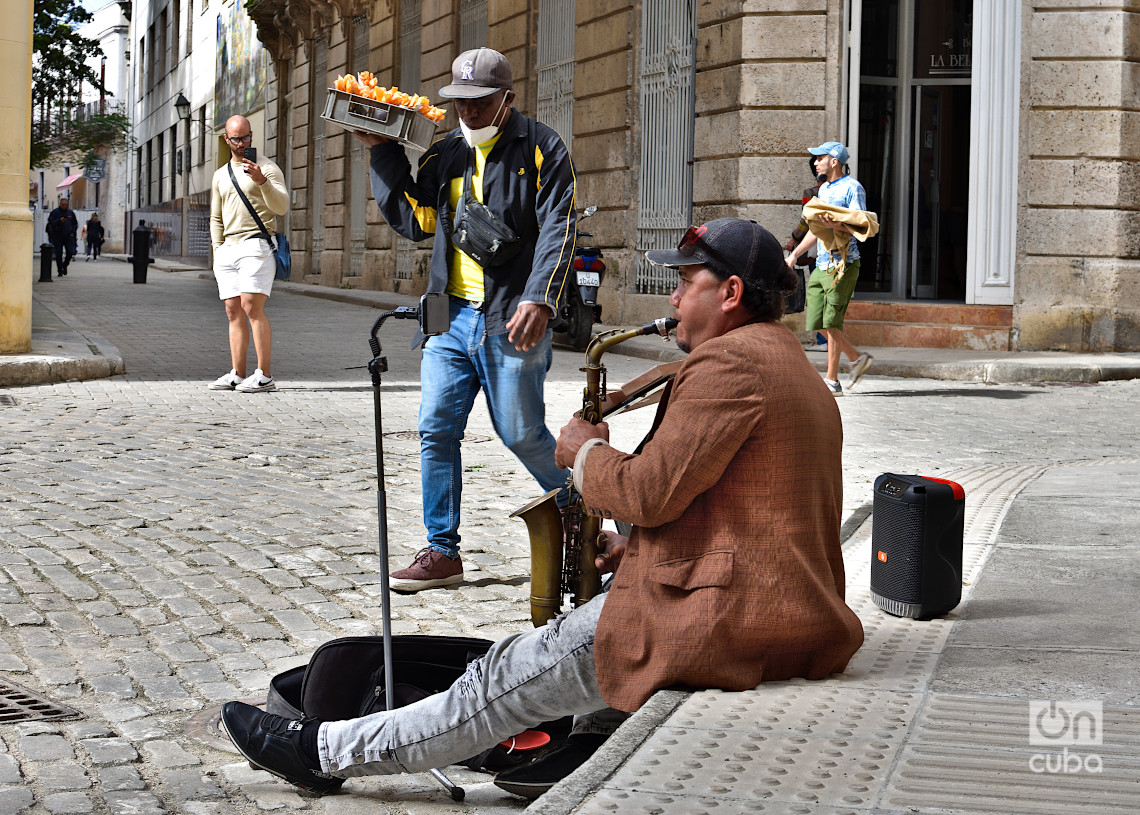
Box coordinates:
[554,206,606,350]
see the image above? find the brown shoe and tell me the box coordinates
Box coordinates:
[390,548,463,592]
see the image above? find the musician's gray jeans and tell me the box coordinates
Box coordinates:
[318,593,609,777]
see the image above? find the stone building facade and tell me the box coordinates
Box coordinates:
[246,0,1140,352]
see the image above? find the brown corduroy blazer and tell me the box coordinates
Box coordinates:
[581,321,863,712]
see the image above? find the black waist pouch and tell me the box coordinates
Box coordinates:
[450,159,522,268]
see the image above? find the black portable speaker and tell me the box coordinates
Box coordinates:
[870,473,965,619]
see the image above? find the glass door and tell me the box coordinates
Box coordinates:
[907,1,971,299]
[855,0,972,300]
[908,84,971,299]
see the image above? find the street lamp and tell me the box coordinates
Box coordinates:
[175,93,191,258]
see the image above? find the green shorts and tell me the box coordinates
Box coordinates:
[805,260,861,331]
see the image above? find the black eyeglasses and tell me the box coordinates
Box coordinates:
[227,134,253,144]
[677,225,734,272]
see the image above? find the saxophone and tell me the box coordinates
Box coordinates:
[511,317,680,627]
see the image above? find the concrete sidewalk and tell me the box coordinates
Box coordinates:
[7,257,1140,387]
[534,461,1140,814]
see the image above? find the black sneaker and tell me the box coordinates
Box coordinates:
[220,701,343,794]
[493,733,607,800]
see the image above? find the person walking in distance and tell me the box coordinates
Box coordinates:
[353,48,577,591]
[207,115,289,393]
[47,198,79,276]
[785,141,873,395]
[83,213,105,261]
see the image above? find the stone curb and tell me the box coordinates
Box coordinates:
[1,297,126,387]
[525,690,690,815]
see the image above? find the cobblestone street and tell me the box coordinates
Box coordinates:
[2,260,1138,814]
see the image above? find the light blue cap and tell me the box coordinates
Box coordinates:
[808,141,850,164]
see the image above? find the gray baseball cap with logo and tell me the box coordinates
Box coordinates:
[438,48,513,99]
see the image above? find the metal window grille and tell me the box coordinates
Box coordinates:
[395,0,423,280]
[197,106,205,165]
[400,0,422,90]
[311,35,328,258]
[155,133,163,204]
[459,0,488,51]
[157,10,167,77]
[169,125,177,201]
[349,15,370,277]
[537,0,575,149]
[635,0,696,294]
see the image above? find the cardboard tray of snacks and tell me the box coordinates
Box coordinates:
[321,89,438,151]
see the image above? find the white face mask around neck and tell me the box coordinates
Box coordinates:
[459,94,509,148]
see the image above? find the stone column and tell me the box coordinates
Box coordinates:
[1016,2,1140,350]
[0,0,33,353]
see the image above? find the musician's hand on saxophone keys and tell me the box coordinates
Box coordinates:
[595,531,628,574]
[554,417,610,469]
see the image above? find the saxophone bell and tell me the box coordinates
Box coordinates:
[510,489,564,628]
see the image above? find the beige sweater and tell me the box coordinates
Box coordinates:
[210,157,290,250]
[801,196,879,284]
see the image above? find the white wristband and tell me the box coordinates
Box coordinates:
[572,437,609,492]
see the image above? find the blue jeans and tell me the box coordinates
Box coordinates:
[419,301,568,557]
[319,593,608,776]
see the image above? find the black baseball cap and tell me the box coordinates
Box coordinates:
[646,219,785,284]
[438,48,513,99]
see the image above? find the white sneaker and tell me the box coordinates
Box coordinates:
[208,369,243,391]
[847,353,874,389]
[235,369,277,392]
[824,378,843,396]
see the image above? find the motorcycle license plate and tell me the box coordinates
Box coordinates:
[576,271,601,287]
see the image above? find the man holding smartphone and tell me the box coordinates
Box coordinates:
[208,115,290,393]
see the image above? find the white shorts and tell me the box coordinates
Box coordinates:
[214,239,275,300]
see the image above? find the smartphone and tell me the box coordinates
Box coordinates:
[419,292,451,337]
[243,146,257,163]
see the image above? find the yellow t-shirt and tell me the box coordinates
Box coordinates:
[447,134,502,301]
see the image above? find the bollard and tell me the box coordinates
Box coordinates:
[39,244,54,282]
[129,221,154,284]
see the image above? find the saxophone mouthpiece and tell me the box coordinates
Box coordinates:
[644,317,680,340]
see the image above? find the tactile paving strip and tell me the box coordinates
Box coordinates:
[880,694,1140,814]
[667,686,920,744]
[606,725,903,810]
[575,787,872,815]
[0,677,80,723]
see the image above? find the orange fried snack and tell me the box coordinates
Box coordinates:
[338,72,447,123]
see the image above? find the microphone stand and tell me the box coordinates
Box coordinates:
[368,307,464,802]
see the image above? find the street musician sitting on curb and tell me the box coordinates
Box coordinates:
[220,218,865,798]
